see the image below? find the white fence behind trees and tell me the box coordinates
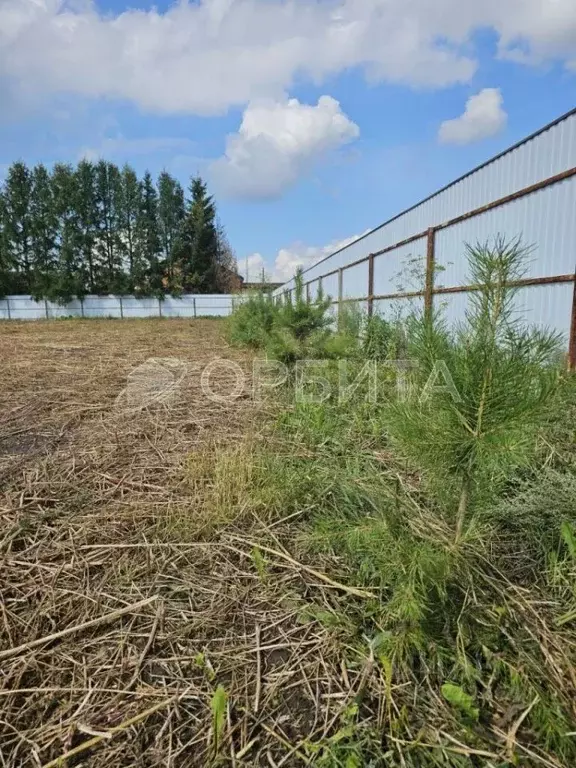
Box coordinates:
[0,294,237,321]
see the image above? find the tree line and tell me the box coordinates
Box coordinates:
[0,161,238,302]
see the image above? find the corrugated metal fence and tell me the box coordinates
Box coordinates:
[276,109,576,367]
[0,294,236,321]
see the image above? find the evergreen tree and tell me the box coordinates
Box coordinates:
[385,238,562,543]
[134,171,161,295]
[95,160,123,293]
[51,163,85,303]
[75,160,99,294]
[158,170,185,291]
[177,176,219,292]
[215,219,238,291]
[29,164,58,298]
[3,161,33,292]
[0,160,235,299]
[0,189,13,296]
[118,164,141,291]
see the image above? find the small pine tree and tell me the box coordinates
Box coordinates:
[385,237,562,542]
[228,291,278,348]
[266,269,333,365]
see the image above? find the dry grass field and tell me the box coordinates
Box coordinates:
[0,319,345,767]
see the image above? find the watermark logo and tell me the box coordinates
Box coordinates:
[115,358,189,411]
[117,357,461,409]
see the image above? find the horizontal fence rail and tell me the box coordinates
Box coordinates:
[0,294,239,321]
[278,165,576,369]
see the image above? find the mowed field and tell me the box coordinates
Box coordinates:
[0,319,338,767]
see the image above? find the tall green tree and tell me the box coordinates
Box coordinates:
[95,160,123,293]
[51,163,85,303]
[118,164,142,291]
[0,189,13,296]
[134,171,161,295]
[3,161,34,292]
[157,170,185,291]
[215,219,238,291]
[177,176,219,293]
[0,161,235,299]
[29,164,58,298]
[75,160,99,294]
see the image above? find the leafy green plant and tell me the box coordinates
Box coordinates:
[250,546,268,583]
[210,685,228,755]
[362,314,395,360]
[440,682,479,722]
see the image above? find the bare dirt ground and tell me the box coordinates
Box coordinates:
[0,319,343,768]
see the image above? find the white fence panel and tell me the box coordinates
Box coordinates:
[0,294,236,321]
[373,237,427,296]
[342,261,369,299]
[121,296,160,318]
[439,283,574,340]
[46,299,83,318]
[435,177,576,289]
[83,296,122,318]
[321,273,339,302]
[373,295,424,321]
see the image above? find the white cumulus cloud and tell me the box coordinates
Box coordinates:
[5,0,576,118]
[210,96,359,199]
[242,231,368,282]
[0,0,477,114]
[438,88,507,145]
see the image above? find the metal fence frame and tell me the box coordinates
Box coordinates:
[279,166,576,368]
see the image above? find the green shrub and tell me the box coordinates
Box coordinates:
[264,269,335,364]
[361,313,400,361]
[228,291,278,349]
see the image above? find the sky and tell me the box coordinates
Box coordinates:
[0,0,574,282]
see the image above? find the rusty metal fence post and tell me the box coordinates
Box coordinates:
[367,254,375,316]
[424,228,436,322]
[337,268,343,325]
[569,277,576,370]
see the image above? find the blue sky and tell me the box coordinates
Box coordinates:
[0,0,574,280]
